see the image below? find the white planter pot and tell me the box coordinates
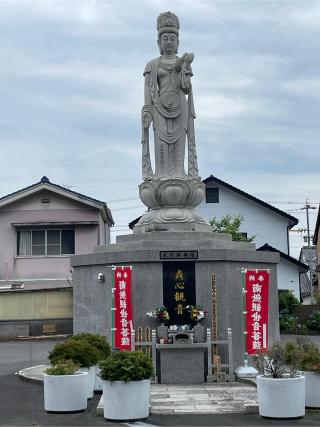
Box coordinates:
[102,379,150,420]
[257,375,305,418]
[44,372,88,412]
[79,366,95,399]
[94,365,103,392]
[305,371,320,408]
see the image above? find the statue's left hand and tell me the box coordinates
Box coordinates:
[182,52,194,66]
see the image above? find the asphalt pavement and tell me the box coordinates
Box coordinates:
[0,337,66,375]
[1,338,320,426]
[0,373,111,426]
[0,373,319,426]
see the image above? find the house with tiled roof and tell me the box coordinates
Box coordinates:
[258,244,308,301]
[196,175,304,298]
[0,176,113,337]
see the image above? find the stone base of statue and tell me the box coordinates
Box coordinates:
[134,207,210,233]
[71,231,280,372]
[135,178,211,233]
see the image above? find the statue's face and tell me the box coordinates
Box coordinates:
[158,32,179,55]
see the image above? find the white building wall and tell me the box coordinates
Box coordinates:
[277,259,301,299]
[197,183,290,254]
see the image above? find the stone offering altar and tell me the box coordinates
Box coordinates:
[71,11,280,380]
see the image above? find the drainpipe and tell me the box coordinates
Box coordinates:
[287,225,290,255]
[5,261,9,281]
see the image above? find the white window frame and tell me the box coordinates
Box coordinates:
[16,228,75,257]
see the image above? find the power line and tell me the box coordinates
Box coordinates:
[106,197,318,206]
[285,209,318,213]
[108,197,140,203]
[111,205,144,212]
[267,201,318,205]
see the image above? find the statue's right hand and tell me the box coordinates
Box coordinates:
[142,112,152,129]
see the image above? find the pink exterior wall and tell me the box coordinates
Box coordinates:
[0,189,109,280]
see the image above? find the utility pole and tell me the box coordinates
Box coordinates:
[301,199,316,303]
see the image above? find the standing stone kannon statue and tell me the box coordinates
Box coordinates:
[134,12,210,233]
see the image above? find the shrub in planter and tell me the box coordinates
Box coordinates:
[44,360,88,412]
[286,338,320,408]
[48,339,100,399]
[46,359,80,375]
[68,333,111,360]
[254,342,305,418]
[48,338,99,367]
[99,351,154,420]
[68,333,111,392]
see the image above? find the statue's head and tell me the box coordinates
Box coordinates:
[157,11,180,55]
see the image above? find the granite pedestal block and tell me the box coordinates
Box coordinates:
[157,343,207,383]
[193,324,205,343]
[71,231,280,371]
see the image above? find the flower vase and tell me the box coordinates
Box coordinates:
[157,325,168,340]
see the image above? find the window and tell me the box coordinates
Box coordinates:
[205,187,219,203]
[17,229,75,256]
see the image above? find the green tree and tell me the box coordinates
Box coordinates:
[278,290,301,315]
[278,290,302,333]
[209,214,255,242]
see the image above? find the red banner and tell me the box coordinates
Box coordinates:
[245,269,269,354]
[114,266,133,350]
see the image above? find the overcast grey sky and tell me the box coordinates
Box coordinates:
[1,0,319,256]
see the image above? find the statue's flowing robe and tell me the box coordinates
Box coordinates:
[142,56,199,180]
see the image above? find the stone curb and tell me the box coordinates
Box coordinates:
[17,364,48,385]
[238,377,257,387]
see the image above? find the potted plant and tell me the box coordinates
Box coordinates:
[253,342,305,418]
[44,360,88,412]
[48,338,99,399]
[68,333,111,392]
[286,339,320,408]
[99,351,154,420]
